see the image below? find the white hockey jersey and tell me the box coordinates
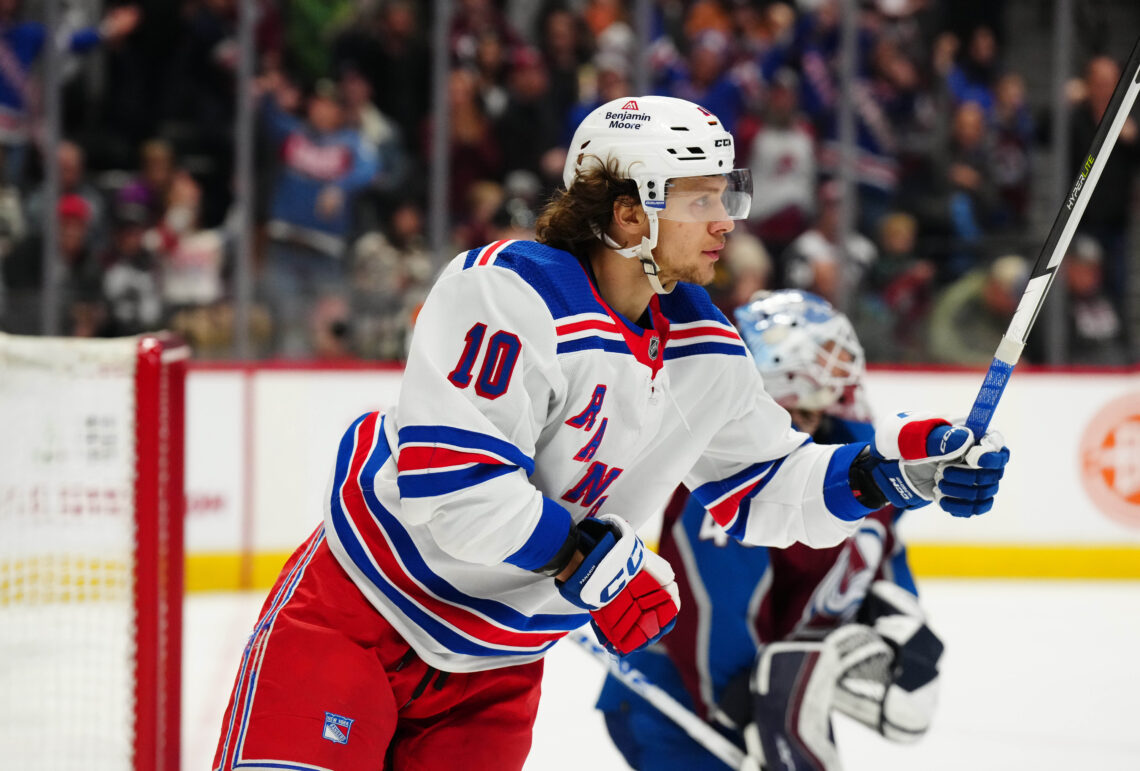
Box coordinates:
[323,239,872,672]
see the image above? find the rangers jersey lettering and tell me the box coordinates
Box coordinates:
[323,241,871,672]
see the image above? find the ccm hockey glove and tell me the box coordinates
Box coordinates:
[556,514,680,656]
[850,411,1010,516]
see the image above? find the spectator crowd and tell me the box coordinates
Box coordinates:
[0,0,1134,365]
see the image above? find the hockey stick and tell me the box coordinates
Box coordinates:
[569,630,754,770]
[964,35,1140,438]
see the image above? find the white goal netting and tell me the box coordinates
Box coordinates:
[0,333,184,771]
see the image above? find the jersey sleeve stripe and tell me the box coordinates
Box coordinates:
[557,328,626,344]
[397,425,535,475]
[664,341,748,359]
[397,446,514,473]
[708,458,788,537]
[397,463,517,498]
[668,325,739,340]
[476,238,514,266]
[555,318,622,336]
[691,458,788,533]
[556,337,631,356]
[503,496,574,571]
[692,461,779,509]
[331,414,584,646]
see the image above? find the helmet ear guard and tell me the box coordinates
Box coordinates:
[564,96,753,294]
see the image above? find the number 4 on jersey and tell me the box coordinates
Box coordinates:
[447,323,522,399]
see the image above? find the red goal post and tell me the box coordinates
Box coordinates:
[0,332,188,771]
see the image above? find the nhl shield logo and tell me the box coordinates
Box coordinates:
[323,712,354,744]
[648,335,660,360]
[621,99,638,111]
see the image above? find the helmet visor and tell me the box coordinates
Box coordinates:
[656,169,753,222]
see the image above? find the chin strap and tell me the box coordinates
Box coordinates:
[596,212,672,295]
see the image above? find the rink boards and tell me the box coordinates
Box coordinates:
[181,363,1140,589]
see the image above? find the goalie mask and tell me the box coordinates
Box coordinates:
[734,290,869,420]
[563,95,753,293]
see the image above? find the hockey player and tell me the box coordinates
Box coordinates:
[598,289,945,770]
[213,96,1009,771]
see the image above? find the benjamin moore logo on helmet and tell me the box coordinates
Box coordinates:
[605,110,651,130]
[1079,390,1140,528]
[621,99,639,110]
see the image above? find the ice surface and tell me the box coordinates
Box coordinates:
[185,580,1140,771]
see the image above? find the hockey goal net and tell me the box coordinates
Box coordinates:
[0,333,187,771]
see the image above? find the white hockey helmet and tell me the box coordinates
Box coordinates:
[563,95,752,293]
[734,290,868,416]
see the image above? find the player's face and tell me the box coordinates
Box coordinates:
[652,177,735,287]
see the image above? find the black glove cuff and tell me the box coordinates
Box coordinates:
[849,445,888,510]
[531,524,580,577]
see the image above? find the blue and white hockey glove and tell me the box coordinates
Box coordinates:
[556,514,680,656]
[851,411,1011,516]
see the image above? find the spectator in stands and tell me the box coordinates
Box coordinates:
[1027,235,1128,366]
[158,170,270,359]
[281,0,353,83]
[432,67,503,218]
[163,0,282,228]
[2,194,102,335]
[349,200,433,361]
[782,180,878,312]
[656,29,754,134]
[581,0,628,39]
[25,140,105,242]
[1068,54,1139,321]
[258,73,379,357]
[101,197,162,337]
[146,171,227,317]
[309,293,354,361]
[118,138,180,227]
[337,65,408,204]
[927,253,1027,365]
[564,52,632,144]
[332,0,430,161]
[788,1,904,235]
[450,0,524,69]
[0,0,140,186]
[923,100,1002,282]
[495,47,566,196]
[946,26,1002,114]
[470,30,511,119]
[860,34,926,230]
[990,71,1034,228]
[740,67,816,276]
[538,7,590,131]
[452,179,505,252]
[855,211,936,362]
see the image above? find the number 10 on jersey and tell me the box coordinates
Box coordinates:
[447,323,522,399]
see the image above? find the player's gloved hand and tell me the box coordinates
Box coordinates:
[556,514,680,656]
[851,411,1010,516]
[935,429,1011,517]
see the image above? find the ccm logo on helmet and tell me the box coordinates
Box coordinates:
[714,138,731,147]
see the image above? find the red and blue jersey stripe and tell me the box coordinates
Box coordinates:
[395,424,533,498]
[328,412,584,659]
[690,458,788,539]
